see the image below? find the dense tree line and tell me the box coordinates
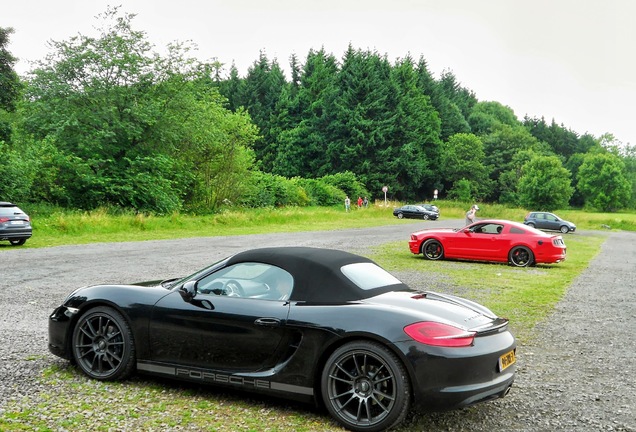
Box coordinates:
[1,8,634,213]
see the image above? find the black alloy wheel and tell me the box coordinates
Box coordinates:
[509,246,534,267]
[321,341,411,432]
[422,239,444,260]
[72,306,136,380]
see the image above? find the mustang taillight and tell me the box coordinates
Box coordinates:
[404,322,476,347]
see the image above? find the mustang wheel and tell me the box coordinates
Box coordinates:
[72,306,135,381]
[422,239,444,260]
[560,226,569,234]
[321,341,411,432]
[509,246,534,267]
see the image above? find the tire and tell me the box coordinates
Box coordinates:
[321,341,411,432]
[422,214,429,220]
[9,239,26,246]
[72,306,136,381]
[509,246,534,267]
[397,213,404,219]
[526,222,535,229]
[421,239,444,260]
[560,226,569,234]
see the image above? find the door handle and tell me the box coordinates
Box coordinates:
[254,317,281,327]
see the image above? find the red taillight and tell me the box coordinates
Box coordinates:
[404,322,476,347]
[0,217,9,223]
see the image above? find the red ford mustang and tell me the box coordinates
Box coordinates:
[409,219,567,267]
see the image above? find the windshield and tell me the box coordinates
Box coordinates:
[164,256,230,289]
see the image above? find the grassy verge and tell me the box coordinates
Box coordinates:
[16,205,406,248]
[6,200,634,249]
[368,233,607,343]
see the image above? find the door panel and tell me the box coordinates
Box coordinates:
[149,291,290,372]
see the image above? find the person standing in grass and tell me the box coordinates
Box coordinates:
[465,204,479,225]
[345,196,351,212]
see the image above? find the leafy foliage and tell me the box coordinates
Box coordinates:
[577,153,631,211]
[517,155,574,210]
[3,6,634,212]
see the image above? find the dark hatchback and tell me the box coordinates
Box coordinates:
[0,202,32,246]
[524,211,576,234]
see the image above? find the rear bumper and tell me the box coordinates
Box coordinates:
[0,226,32,241]
[395,330,517,410]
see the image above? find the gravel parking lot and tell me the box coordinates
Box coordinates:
[1,221,634,431]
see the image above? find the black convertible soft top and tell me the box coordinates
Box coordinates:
[226,247,410,303]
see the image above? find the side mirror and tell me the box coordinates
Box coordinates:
[179,280,197,302]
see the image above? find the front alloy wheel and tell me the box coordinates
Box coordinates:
[509,246,534,267]
[321,341,410,432]
[560,226,569,234]
[397,213,404,219]
[422,239,444,260]
[72,306,136,380]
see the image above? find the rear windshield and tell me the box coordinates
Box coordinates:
[340,262,402,290]
[0,207,24,216]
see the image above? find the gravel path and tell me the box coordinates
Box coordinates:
[1,222,634,431]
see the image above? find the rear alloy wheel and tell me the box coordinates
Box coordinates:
[560,226,569,234]
[321,341,411,432]
[526,222,535,228]
[9,239,26,246]
[72,306,135,381]
[509,246,534,267]
[422,239,444,260]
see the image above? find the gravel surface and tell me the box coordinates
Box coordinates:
[1,221,635,431]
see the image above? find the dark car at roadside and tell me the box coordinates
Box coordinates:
[0,202,32,246]
[415,203,440,214]
[524,211,576,234]
[393,204,439,220]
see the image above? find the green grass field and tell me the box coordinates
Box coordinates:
[10,200,636,248]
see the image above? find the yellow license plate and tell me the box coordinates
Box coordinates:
[499,350,516,372]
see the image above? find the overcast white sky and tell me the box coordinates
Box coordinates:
[3,0,635,146]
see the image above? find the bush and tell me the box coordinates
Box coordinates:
[238,171,310,208]
[295,178,345,206]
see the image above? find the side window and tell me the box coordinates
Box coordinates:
[196,263,293,301]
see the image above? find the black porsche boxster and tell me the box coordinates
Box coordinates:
[49,247,516,432]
